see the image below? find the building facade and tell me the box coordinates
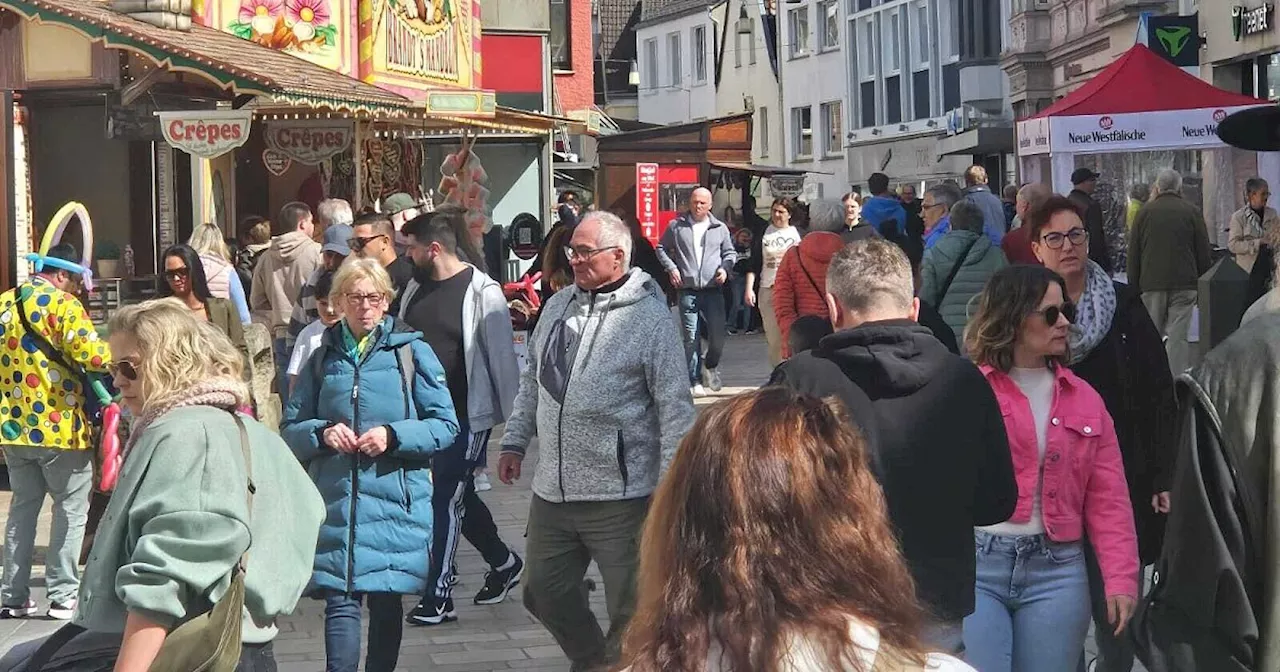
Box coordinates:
[636,0,720,125]
[779,0,849,197]
[714,0,783,177]
[597,0,642,120]
[842,0,974,192]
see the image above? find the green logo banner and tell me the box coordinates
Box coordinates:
[1147,15,1199,67]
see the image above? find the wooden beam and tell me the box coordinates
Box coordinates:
[119,63,166,106]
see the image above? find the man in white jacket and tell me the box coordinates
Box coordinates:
[397,209,525,627]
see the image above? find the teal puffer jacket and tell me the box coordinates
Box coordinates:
[282,316,459,595]
[920,230,1009,338]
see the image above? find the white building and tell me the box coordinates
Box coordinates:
[713,0,784,186]
[635,0,720,125]
[778,0,851,198]
[842,0,980,190]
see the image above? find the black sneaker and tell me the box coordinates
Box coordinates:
[406,596,457,626]
[448,564,459,587]
[474,553,524,605]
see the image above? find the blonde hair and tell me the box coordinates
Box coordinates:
[329,256,395,305]
[188,222,231,261]
[108,298,248,414]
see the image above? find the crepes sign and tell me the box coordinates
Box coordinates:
[264,120,354,165]
[157,110,252,159]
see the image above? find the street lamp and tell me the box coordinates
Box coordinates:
[629,60,640,86]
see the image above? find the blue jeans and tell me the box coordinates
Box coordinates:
[272,337,290,399]
[964,530,1092,672]
[1,447,93,607]
[678,288,727,384]
[323,591,404,672]
[726,276,750,331]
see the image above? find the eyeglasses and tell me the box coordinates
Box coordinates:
[1039,302,1077,326]
[344,292,386,307]
[164,267,189,281]
[922,201,946,211]
[108,360,139,381]
[564,245,618,262]
[348,234,388,252]
[1040,228,1089,250]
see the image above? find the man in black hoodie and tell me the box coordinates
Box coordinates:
[769,238,1016,655]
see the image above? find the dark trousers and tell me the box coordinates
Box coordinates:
[522,495,649,671]
[425,429,512,599]
[1077,539,1140,672]
[0,627,276,671]
[678,288,727,383]
[323,591,403,672]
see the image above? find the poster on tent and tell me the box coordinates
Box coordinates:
[1021,105,1265,156]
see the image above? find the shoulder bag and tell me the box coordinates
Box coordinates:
[936,236,980,306]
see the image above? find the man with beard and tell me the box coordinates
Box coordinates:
[398,210,526,626]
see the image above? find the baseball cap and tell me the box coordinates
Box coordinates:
[1071,168,1101,185]
[382,193,418,216]
[322,223,353,256]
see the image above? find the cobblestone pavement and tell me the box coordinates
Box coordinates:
[0,332,1130,670]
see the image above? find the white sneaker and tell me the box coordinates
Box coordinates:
[0,599,36,619]
[46,599,76,620]
[691,384,708,398]
[474,472,492,492]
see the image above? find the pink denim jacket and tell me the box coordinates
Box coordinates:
[979,363,1140,598]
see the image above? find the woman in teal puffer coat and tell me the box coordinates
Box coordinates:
[282,258,459,672]
[921,201,1009,340]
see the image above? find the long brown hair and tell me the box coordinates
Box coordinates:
[964,264,1069,371]
[619,387,927,672]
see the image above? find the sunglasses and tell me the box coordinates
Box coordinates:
[108,360,139,381]
[348,234,387,252]
[164,267,189,281]
[1039,302,1077,326]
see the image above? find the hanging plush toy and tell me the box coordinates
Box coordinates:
[26,202,123,492]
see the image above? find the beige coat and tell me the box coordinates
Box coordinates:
[249,231,321,339]
[1227,206,1280,274]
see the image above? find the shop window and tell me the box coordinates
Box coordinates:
[551,0,571,70]
[792,106,813,158]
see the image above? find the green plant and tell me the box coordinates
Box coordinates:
[95,240,122,261]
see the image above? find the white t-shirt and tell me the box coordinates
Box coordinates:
[691,216,712,266]
[287,319,329,377]
[760,225,802,288]
[981,366,1054,537]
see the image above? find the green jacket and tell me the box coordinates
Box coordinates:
[1128,193,1212,293]
[921,230,1009,337]
[74,406,324,643]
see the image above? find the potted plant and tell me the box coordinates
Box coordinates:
[95,240,122,279]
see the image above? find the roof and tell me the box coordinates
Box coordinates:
[1031,44,1265,118]
[1,0,414,115]
[711,161,831,175]
[598,0,640,57]
[639,0,717,26]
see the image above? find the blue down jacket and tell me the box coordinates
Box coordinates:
[282,316,459,595]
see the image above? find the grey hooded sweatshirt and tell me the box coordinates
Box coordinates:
[656,212,737,289]
[500,268,696,503]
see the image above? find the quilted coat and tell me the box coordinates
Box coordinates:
[772,231,845,357]
[920,230,1008,338]
[282,316,459,595]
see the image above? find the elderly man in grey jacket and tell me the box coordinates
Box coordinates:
[656,186,737,396]
[499,211,696,672]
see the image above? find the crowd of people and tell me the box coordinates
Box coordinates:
[0,162,1274,672]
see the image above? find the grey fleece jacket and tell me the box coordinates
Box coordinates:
[500,268,696,503]
[656,212,737,289]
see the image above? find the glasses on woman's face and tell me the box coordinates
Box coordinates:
[1040,227,1089,250]
[344,292,386,308]
[108,360,139,381]
[1039,302,1077,326]
[164,267,189,282]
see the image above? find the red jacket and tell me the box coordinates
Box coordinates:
[772,232,845,356]
[980,363,1139,599]
[1002,226,1041,265]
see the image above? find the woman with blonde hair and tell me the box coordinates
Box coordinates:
[190,221,251,323]
[282,257,459,672]
[619,387,973,672]
[0,298,325,671]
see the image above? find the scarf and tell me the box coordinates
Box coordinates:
[1242,207,1266,240]
[124,379,245,457]
[1068,260,1117,365]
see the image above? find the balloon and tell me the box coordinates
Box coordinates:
[98,402,122,492]
[26,201,95,291]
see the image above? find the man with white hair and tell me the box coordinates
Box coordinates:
[1129,168,1212,375]
[656,186,737,396]
[498,211,695,671]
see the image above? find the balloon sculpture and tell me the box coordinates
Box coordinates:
[25,202,123,491]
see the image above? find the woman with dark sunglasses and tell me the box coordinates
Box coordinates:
[160,244,250,380]
[961,265,1139,672]
[1028,195,1177,672]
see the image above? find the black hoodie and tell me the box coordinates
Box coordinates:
[770,319,1016,622]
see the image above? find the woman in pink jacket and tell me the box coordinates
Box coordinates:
[961,265,1138,672]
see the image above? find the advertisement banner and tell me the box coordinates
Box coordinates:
[1016,117,1052,157]
[157,110,252,159]
[1047,106,1262,154]
[636,162,660,246]
[264,120,355,165]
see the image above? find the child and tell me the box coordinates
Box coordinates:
[286,270,340,395]
[787,314,833,357]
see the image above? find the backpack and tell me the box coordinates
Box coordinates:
[309,341,417,421]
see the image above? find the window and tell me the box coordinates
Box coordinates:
[885,12,900,73]
[915,1,929,65]
[820,101,842,157]
[693,25,707,83]
[860,81,876,127]
[645,38,659,89]
[886,75,901,123]
[550,0,571,70]
[789,6,809,57]
[939,0,960,61]
[735,20,745,67]
[912,70,931,119]
[792,106,813,158]
[859,19,875,79]
[668,32,682,87]
[820,0,839,50]
[759,106,769,156]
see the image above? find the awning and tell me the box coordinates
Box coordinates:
[2,0,414,117]
[710,161,833,175]
[435,106,586,135]
[936,127,1015,157]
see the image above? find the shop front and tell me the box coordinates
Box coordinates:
[846,131,974,192]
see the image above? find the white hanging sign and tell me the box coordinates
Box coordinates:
[265,120,355,165]
[156,110,252,159]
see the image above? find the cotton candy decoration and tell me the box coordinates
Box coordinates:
[438,135,493,238]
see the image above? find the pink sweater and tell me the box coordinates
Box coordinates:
[979,363,1140,598]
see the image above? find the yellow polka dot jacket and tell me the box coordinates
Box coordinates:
[0,276,112,450]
